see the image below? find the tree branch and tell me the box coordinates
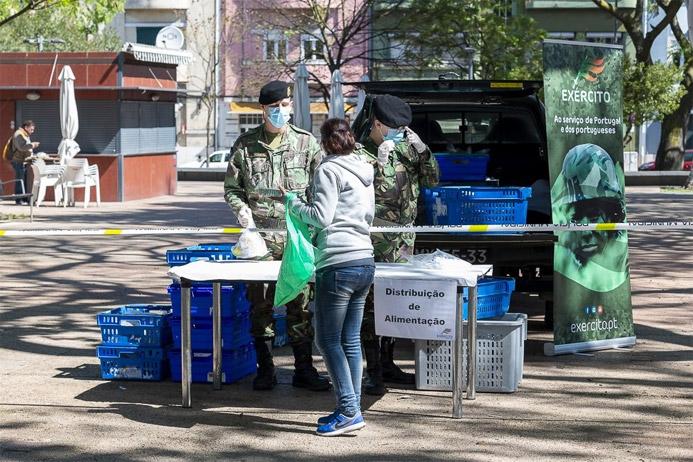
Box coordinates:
[0,0,55,28]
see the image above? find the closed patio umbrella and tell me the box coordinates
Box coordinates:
[328,70,345,119]
[57,65,80,165]
[354,73,369,117]
[293,63,311,131]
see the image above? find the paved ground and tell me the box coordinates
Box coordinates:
[0,183,691,461]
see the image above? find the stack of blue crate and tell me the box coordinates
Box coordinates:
[96,305,173,381]
[165,243,257,383]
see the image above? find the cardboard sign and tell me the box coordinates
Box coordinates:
[374,278,457,341]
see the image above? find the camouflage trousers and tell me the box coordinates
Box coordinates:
[361,232,416,344]
[248,230,314,344]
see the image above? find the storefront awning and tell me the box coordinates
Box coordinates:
[229,101,354,114]
[122,42,193,65]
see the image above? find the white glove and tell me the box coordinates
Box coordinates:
[236,206,253,228]
[406,127,427,153]
[377,140,396,165]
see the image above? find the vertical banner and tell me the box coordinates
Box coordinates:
[542,40,636,355]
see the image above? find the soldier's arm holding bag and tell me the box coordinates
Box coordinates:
[285,167,339,229]
[223,142,252,220]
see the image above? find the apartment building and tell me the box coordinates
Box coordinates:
[111,0,216,158]
[218,0,369,147]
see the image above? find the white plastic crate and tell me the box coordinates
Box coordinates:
[415,313,527,393]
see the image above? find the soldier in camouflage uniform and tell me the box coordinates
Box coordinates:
[224,80,330,392]
[358,94,440,395]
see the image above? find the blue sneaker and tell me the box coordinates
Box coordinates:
[317,409,340,425]
[316,412,365,436]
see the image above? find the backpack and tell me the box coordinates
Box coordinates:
[2,136,12,161]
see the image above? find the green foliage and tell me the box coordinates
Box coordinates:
[0,2,123,51]
[623,59,684,126]
[0,1,124,33]
[403,0,545,80]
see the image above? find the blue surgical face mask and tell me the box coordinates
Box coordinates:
[379,124,404,143]
[267,106,291,128]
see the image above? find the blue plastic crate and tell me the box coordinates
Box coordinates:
[96,345,168,381]
[168,283,250,318]
[273,313,288,348]
[462,277,516,320]
[166,243,236,267]
[169,312,252,350]
[97,305,172,347]
[434,152,490,182]
[423,186,532,226]
[168,343,256,384]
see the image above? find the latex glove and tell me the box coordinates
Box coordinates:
[406,127,426,153]
[377,140,396,165]
[236,206,253,228]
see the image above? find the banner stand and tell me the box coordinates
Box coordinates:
[544,336,636,356]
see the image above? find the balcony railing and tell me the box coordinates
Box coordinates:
[526,0,636,8]
[126,0,191,9]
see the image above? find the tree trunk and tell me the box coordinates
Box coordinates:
[655,89,693,170]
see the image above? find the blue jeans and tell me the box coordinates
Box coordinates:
[11,160,28,203]
[314,264,375,417]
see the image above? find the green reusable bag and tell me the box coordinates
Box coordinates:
[274,207,315,307]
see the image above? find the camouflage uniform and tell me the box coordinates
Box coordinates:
[224,123,322,344]
[358,138,440,342]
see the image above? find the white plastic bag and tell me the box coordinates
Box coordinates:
[231,215,269,260]
[406,249,473,272]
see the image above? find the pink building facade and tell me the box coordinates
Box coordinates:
[218,0,369,147]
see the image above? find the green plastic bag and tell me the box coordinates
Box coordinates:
[274,207,315,307]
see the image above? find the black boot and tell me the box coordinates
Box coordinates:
[363,341,386,396]
[291,342,331,391]
[253,337,277,391]
[381,337,415,385]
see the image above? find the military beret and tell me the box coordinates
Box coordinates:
[259,80,291,105]
[373,94,412,128]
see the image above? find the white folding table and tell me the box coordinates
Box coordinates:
[168,260,492,418]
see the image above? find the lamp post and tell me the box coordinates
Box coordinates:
[24,35,65,52]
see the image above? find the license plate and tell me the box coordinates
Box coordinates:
[414,247,489,264]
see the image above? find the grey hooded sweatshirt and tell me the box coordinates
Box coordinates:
[286,153,375,270]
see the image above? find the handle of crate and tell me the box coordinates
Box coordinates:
[119,319,142,327]
[98,348,138,359]
[190,256,211,263]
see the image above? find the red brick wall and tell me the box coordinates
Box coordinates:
[123,154,177,201]
[0,100,16,189]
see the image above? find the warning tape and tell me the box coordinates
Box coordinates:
[0,221,692,237]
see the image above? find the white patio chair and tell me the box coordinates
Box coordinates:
[31,159,65,207]
[62,159,101,208]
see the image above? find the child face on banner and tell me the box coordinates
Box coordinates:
[561,197,625,265]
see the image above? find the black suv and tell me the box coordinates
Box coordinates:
[351,79,554,298]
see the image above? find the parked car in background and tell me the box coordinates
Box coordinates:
[180,149,231,169]
[638,160,656,171]
[684,151,693,170]
[638,152,693,171]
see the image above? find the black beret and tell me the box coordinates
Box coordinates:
[259,80,291,105]
[373,94,412,128]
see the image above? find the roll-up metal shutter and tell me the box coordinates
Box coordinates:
[17,100,120,154]
[15,101,62,152]
[120,101,140,154]
[139,102,158,153]
[157,103,176,152]
[77,101,119,153]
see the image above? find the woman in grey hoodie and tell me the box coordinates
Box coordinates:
[284,118,375,436]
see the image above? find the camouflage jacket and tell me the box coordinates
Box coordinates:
[359,138,440,225]
[224,123,322,227]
